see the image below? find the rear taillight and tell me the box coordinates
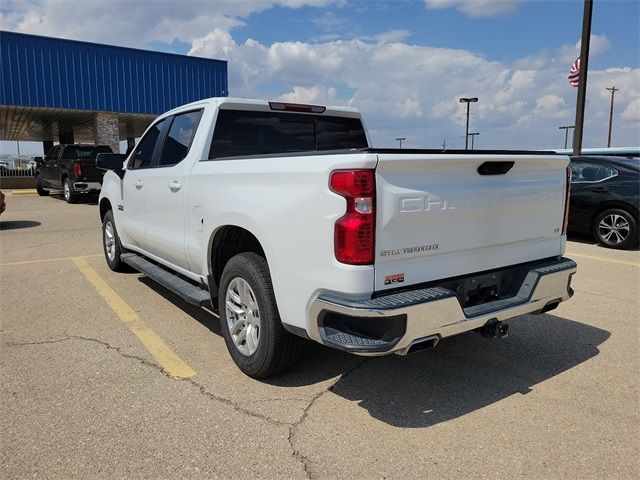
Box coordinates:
[562,165,572,235]
[330,169,375,265]
[73,162,82,177]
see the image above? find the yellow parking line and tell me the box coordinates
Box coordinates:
[71,257,197,380]
[567,252,640,268]
[0,254,102,267]
[8,189,38,195]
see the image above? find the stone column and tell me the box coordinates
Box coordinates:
[94,112,120,154]
[58,131,74,144]
[42,140,54,155]
[126,137,136,155]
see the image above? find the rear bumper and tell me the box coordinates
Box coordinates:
[308,257,576,355]
[73,181,102,193]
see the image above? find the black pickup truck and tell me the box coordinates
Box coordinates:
[35,144,113,203]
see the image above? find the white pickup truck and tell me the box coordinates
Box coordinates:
[97,97,576,378]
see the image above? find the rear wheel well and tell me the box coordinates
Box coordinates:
[210,226,266,286]
[99,198,112,222]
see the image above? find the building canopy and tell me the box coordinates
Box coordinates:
[0,31,227,143]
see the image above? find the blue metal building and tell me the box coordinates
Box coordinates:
[0,31,227,151]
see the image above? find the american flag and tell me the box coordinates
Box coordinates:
[568,57,580,87]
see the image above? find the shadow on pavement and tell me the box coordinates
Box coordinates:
[325,314,610,428]
[139,277,222,336]
[136,277,610,428]
[49,193,99,205]
[0,220,41,230]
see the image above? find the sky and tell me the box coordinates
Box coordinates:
[1,0,639,154]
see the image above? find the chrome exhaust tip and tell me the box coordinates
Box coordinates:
[397,335,439,356]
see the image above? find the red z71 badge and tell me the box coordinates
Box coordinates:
[385,273,405,285]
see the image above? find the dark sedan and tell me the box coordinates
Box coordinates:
[568,155,639,249]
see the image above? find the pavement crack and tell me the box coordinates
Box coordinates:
[7,333,173,378]
[6,337,72,347]
[573,288,638,305]
[182,378,291,427]
[69,335,171,375]
[287,357,371,479]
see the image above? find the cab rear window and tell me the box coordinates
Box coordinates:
[208,110,368,159]
[62,146,112,159]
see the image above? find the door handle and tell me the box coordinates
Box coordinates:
[592,187,607,193]
[169,181,182,192]
[135,180,144,189]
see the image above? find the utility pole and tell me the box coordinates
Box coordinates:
[17,141,20,155]
[606,86,618,147]
[459,97,478,150]
[469,132,479,150]
[396,137,406,149]
[572,0,593,156]
[441,138,446,151]
[558,125,575,149]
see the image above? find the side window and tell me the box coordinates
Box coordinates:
[45,146,60,161]
[61,147,78,159]
[570,162,617,183]
[129,119,166,169]
[158,110,203,167]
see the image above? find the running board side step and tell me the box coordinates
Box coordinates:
[121,253,211,307]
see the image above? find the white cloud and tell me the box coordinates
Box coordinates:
[397,95,423,118]
[621,98,640,123]
[2,1,638,150]
[375,29,411,44]
[557,34,612,65]
[425,0,520,18]
[534,95,568,119]
[0,0,340,47]
[278,86,339,104]
[190,29,639,149]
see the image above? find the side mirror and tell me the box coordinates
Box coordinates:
[96,153,125,171]
[34,156,43,164]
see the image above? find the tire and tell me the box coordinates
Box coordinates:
[36,176,49,196]
[219,252,302,378]
[593,208,638,250]
[63,178,78,203]
[102,210,131,272]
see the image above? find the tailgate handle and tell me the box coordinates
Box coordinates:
[478,161,514,175]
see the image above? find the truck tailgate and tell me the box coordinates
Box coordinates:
[374,153,568,291]
[78,158,103,181]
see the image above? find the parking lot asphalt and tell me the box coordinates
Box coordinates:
[1,191,639,479]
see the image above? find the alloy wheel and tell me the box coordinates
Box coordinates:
[225,277,261,356]
[598,214,630,245]
[104,221,116,261]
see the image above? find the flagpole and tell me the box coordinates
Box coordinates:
[573,0,593,156]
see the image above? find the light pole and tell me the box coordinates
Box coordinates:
[572,0,593,156]
[396,137,406,149]
[606,86,618,147]
[558,125,575,149]
[459,97,478,150]
[469,132,479,150]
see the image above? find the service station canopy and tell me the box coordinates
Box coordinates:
[0,31,227,144]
